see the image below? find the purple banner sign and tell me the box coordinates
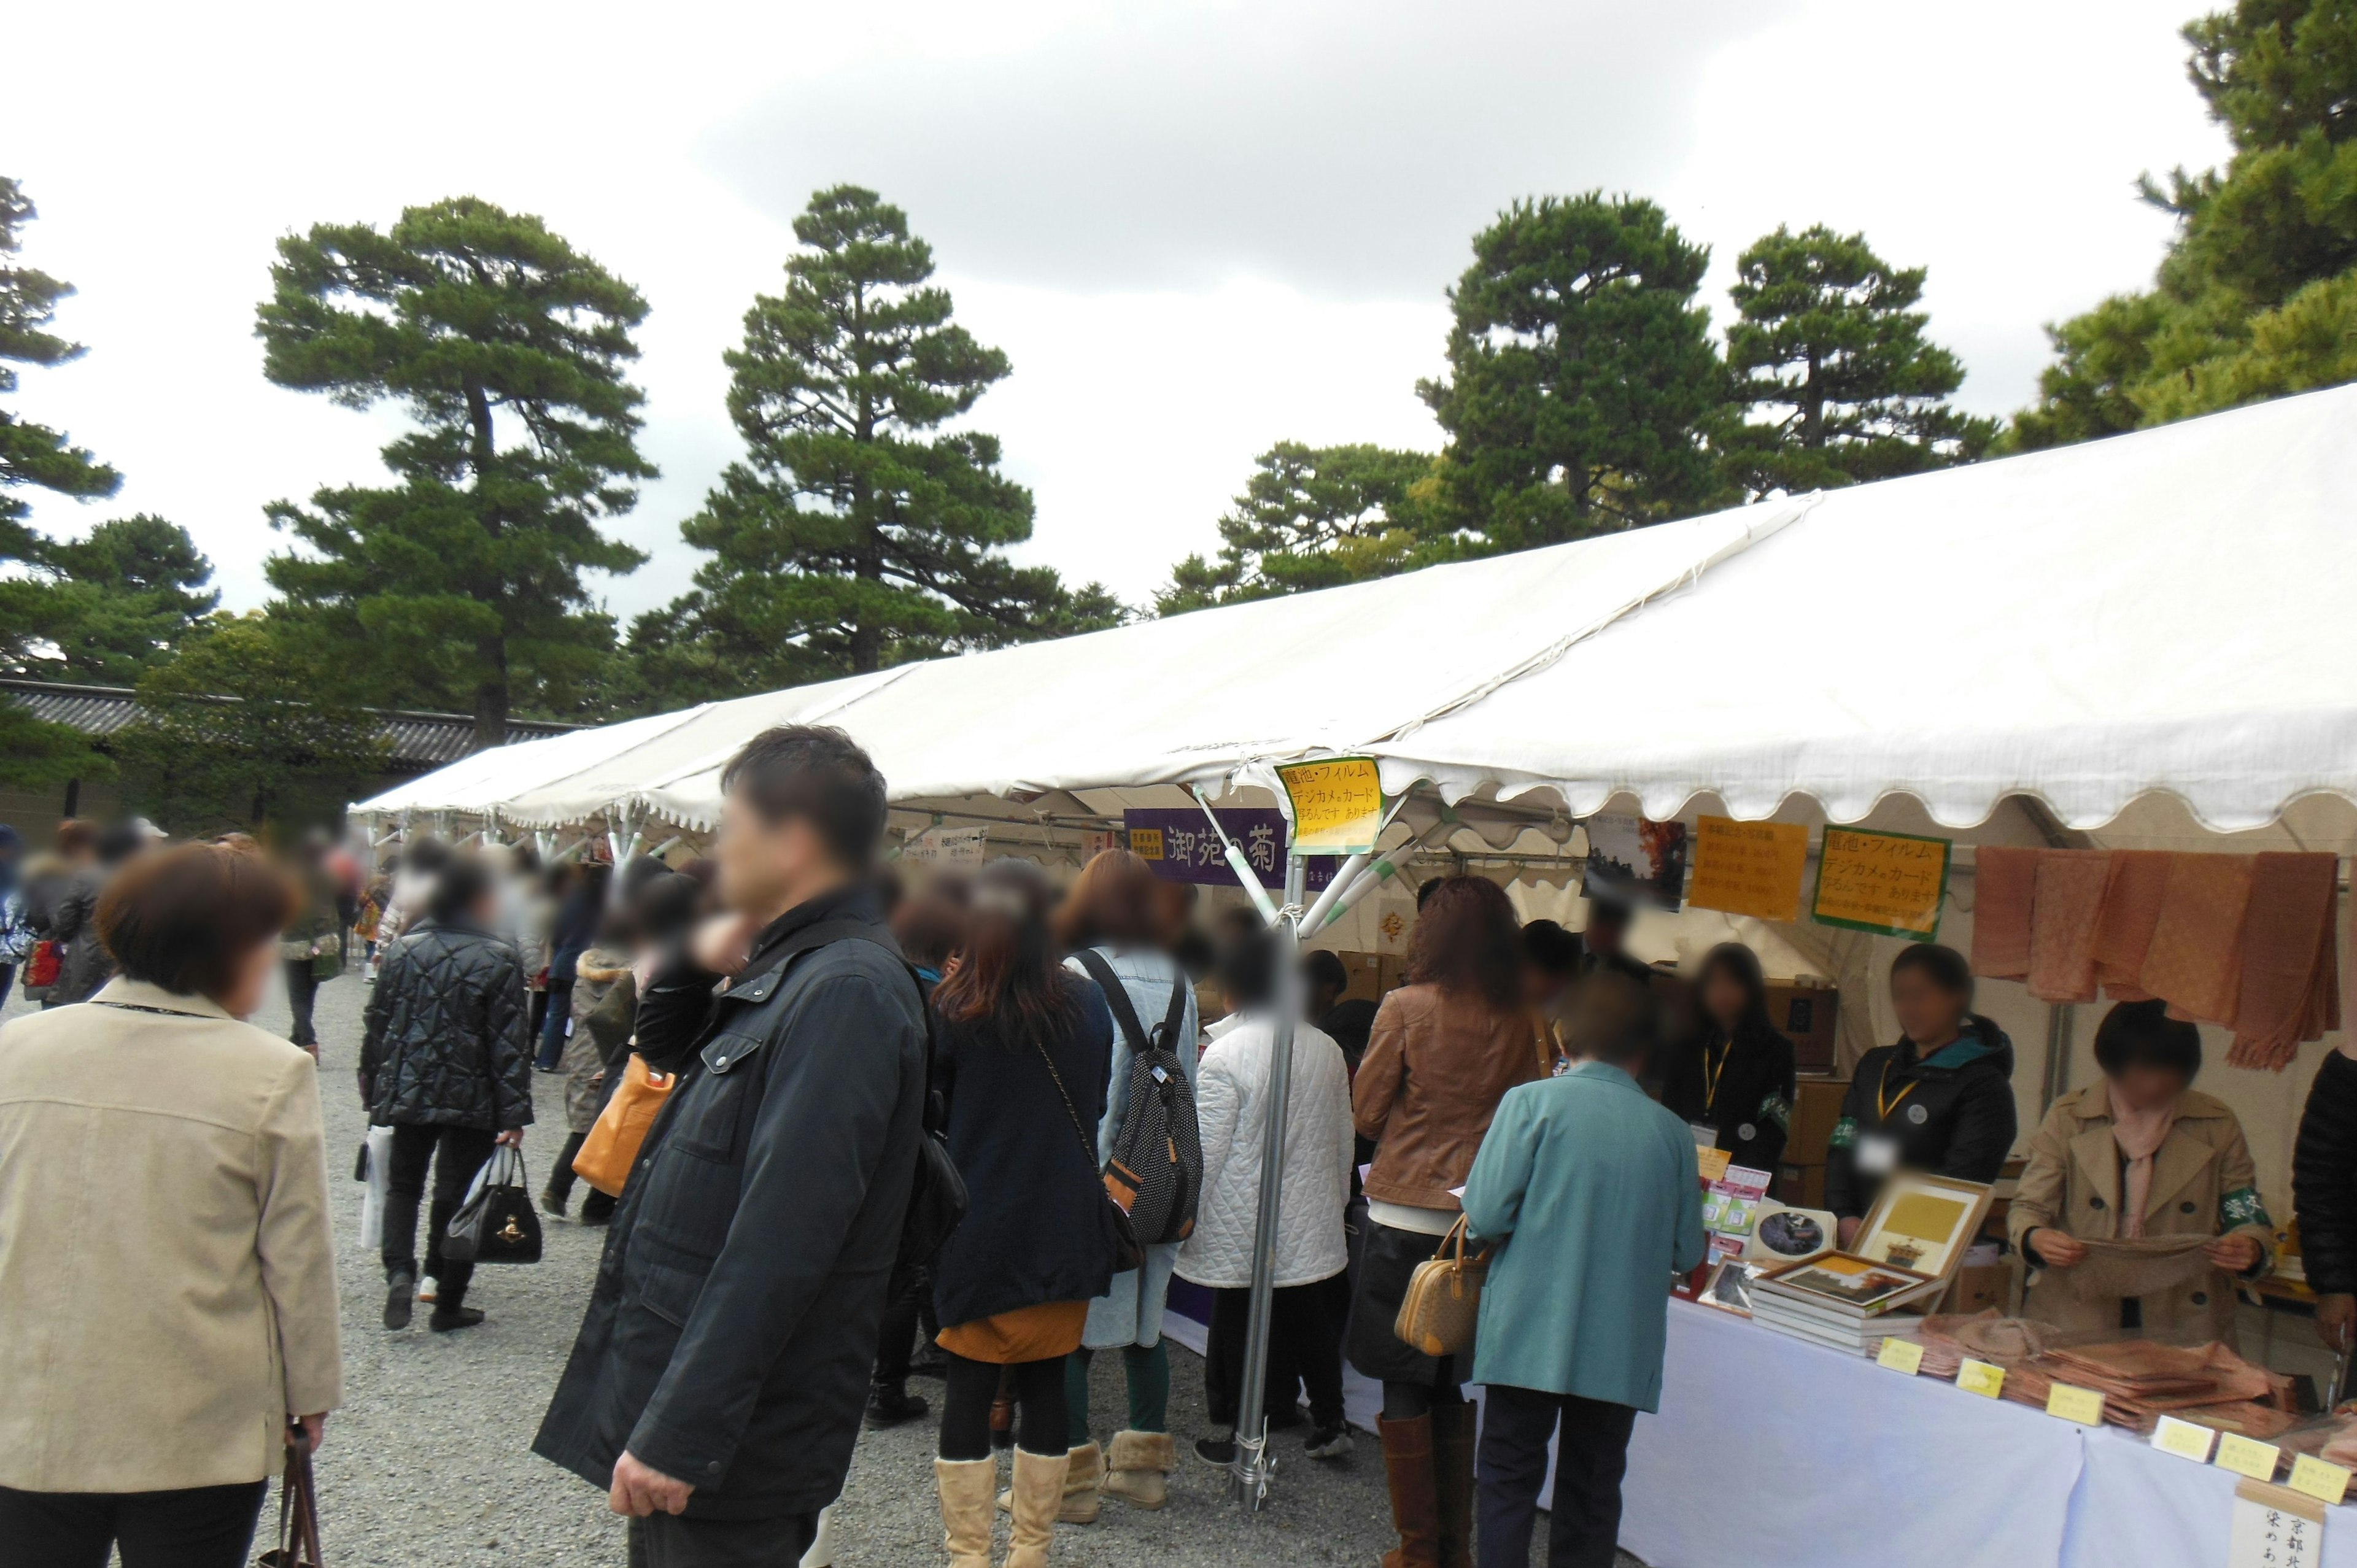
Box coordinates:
[1123,808,1336,892]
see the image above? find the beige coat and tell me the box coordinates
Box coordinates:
[0,978,344,1492]
[2008,1083,2273,1344]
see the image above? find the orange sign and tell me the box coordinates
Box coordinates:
[1688,816,1809,922]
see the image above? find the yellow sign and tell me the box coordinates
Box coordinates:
[2289,1454,2352,1506]
[2045,1383,2105,1426]
[1811,827,1952,941]
[1275,756,1385,856]
[2152,1416,2218,1462]
[1688,816,1810,922]
[2216,1434,2283,1482]
[1875,1337,1924,1375]
[1956,1358,2006,1399]
[1128,827,1166,861]
[1695,1146,1732,1183]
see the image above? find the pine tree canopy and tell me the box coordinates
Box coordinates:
[0,176,120,543]
[1156,441,1439,615]
[0,514,217,684]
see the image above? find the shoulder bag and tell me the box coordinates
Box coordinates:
[1034,1036,1147,1272]
[257,1424,326,1567]
[443,1146,543,1265]
[573,1052,675,1197]
[1394,1215,1490,1358]
[1070,949,1202,1246]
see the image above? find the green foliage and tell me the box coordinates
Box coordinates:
[255,197,654,744]
[1156,442,1441,615]
[1418,194,1723,549]
[0,703,110,792]
[114,613,387,833]
[635,186,1118,702]
[0,177,120,539]
[2010,0,2357,444]
[0,514,218,684]
[1720,226,1995,495]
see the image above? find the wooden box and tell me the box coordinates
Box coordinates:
[1767,982,1840,1073]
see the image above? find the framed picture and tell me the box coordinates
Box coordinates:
[1851,1172,1992,1281]
[1757,1253,1939,1315]
[1743,1202,1837,1264]
[1700,1259,1757,1316]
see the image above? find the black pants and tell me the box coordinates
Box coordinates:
[1204,1281,1344,1429]
[381,1121,498,1308]
[940,1351,1067,1459]
[1476,1385,1637,1568]
[0,1480,268,1568]
[874,1269,932,1385]
[544,1130,614,1219]
[627,1509,818,1567]
[284,959,320,1048]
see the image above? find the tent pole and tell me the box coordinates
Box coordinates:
[1231,854,1305,1508]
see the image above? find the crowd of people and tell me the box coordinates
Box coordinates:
[5,730,2357,1568]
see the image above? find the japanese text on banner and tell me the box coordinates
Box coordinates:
[1811,827,1951,941]
[1688,816,1809,922]
[1123,808,1335,893]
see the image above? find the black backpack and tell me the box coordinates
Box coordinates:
[1073,949,1203,1248]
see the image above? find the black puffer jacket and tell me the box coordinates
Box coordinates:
[1824,1016,2018,1221]
[2295,1052,2357,1296]
[360,920,535,1131]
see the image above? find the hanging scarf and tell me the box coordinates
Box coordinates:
[2107,1080,2180,1239]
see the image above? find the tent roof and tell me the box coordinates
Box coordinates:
[355,384,2357,836]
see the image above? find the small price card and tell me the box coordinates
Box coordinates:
[2045,1383,2105,1425]
[2289,1454,2353,1507]
[1876,1337,1924,1375]
[2151,1415,2218,1463]
[1956,1358,2006,1399]
[1696,1146,1732,1183]
[2216,1433,2283,1482]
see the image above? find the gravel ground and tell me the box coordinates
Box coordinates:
[7,967,1633,1567]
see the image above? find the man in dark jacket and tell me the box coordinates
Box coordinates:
[534,725,926,1568]
[361,852,535,1333]
[1824,1015,2018,1232]
[2295,1052,2357,1352]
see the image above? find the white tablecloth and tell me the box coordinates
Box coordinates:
[2065,1423,2357,1567]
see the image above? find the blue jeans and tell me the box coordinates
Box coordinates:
[536,978,573,1069]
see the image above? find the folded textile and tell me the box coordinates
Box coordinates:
[2094,851,2173,1000]
[2029,851,2113,1003]
[2173,1401,2302,1442]
[1972,846,2039,980]
[2046,1235,2217,1303]
[2228,852,2341,1072]
[2139,854,2256,1027]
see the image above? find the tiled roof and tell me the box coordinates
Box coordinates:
[1,678,578,773]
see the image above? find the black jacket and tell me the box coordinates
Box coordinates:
[25,864,112,1005]
[928,978,1121,1329]
[533,889,926,1520]
[1660,1021,1797,1176]
[360,921,535,1131]
[1824,1017,2018,1221]
[2295,1051,2357,1296]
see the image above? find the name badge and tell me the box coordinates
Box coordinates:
[1856,1133,1902,1177]
[1689,1122,1719,1148]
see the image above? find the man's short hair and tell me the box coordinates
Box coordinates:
[427,854,494,926]
[1560,970,1657,1067]
[1522,918,1581,978]
[98,841,298,1000]
[719,724,888,868]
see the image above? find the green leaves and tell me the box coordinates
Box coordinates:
[1156,442,1441,614]
[0,176,120,527]
[0,514,219,685]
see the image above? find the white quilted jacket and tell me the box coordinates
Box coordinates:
[1176,1011,1355,1290]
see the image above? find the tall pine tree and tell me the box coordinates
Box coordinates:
[256,198,654,746]
[1720,225,1994,496]
[635,186,1118,701]
[1418,195,1722,550]
[1156,441,1438,614]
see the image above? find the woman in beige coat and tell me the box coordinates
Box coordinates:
[0,841,343,1567]
[2009,1000,2271,1345]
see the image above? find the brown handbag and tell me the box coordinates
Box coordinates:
[257,1426,325,1568]
[1393,1216,1491,1358]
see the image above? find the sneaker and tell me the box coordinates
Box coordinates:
[416,1276,439,1303]
[383,1269,415,1330]
[428,1306,486,1333]
[540,1187,568,1219]
[1305,1424,1353,1460]
[1193,1432,1237,1468]
[865,1381,929,1428]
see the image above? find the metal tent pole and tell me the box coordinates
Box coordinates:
[1230,854,1306,1508]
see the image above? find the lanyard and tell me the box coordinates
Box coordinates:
[1704,1041,1731,1119]
[1876,1060,1920,1123]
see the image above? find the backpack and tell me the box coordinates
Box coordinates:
[1072,949,1202,1248]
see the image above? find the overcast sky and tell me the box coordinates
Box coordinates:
[5,0,2227,622]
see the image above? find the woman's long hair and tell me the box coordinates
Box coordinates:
[934,858,1080,1046]
[1406,874,1522,1011]
[1695,941,1775,1048]
[1055,848,1163,952]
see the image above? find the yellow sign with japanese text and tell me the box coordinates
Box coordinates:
[1275,757,1385,857]
[1811,827,1951,941]
[1688,816,1810,922]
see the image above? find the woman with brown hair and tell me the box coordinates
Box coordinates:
[929,859,1123,1568]
[1351,874,1544,1568]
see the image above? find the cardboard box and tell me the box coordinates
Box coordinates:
[1946,1261,2013,1316]
[1767,982,1840,1073]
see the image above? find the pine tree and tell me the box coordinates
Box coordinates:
[635,186,1119,701]
[0,515,218,684]
[256,198,654,746]
[1156,442,1438,615]
[0,177,120,548]
[1721,226,1994,496]
[1418,195,1722,550]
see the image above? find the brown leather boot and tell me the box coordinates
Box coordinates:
[1431,1402,1476,1568]
[1378,1413,1442,1568]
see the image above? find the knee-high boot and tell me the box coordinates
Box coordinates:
[1378,1413,1442,1568]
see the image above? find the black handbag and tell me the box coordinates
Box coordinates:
[1034,1040,1147,1272]
[443,1146,543,1265]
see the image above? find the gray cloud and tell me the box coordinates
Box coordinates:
[696,0,1797,301]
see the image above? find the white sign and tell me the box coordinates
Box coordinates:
[2231,1488,2323,1568]
[903,825,988,867]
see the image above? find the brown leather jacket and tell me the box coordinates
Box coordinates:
[1353,984,1546,1211]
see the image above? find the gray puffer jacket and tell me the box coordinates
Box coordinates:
[360,921,535,1132]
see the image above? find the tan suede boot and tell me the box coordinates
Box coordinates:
[1004,1447,1066,1568]
[1099,1429,1175,1510]
[935,1456,997,1568]
[998,1441,1102,1524]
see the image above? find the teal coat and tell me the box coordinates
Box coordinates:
[1461,1062,1706,1412]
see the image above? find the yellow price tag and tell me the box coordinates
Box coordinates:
[1876,1337,1924,1375]
[2289,1454,2353,1506]
[2151,1416,2217,1462]
[2045,1383,2105,1426]
[1274,756,1385,856]
[1695,1146,1732,1183]
[1956,1358,2006,1399]
[2215,1433,2282,1481]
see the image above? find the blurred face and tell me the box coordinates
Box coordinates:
[216,938,281,1020]
[2110,1060,2190,1112]
[714,791,835,919]
[1585,913,1627,958]
[1521,963,1566,1011]
[1701,967,1749,1032]
[1891,965,1968,1046]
